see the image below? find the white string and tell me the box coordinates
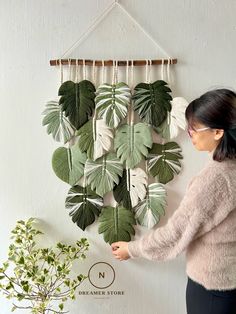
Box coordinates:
[126,60,129,85]
[131,59,134,88]
[145,59,148,83]
[130,60,134,125]
[68,58,71,81]
[112,60,115,85]
[60,1,171,60]
[75,59,79,83]
[167,58,171,84]
[92,59,96,86]
[83,59,86,80]
[161,58,164,80]
[101,60,105,84]
[148,59,152,83]
[115,60,119,83]
[59,59,63,84]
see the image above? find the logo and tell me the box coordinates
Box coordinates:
[88,262,115,289]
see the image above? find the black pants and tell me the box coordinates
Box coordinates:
[186,277,236,314]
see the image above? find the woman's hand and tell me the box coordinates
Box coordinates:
[111,241,130,261]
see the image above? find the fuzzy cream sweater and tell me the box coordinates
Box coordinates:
[128,158,236,290]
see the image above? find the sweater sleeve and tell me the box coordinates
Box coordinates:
[127,171,234,261]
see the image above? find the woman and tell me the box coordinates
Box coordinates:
[111,89,236,314]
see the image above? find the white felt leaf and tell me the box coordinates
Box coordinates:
[94,119,113,160]
[129,168,148,207]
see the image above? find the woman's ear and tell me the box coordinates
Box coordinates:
[214,129,224,141]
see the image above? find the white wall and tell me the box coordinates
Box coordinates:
[1,1,236,313]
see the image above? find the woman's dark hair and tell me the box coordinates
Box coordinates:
[185,88,236,162]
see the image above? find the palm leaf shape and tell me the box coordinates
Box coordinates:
[133,183,167,229]
[59,80,96,130]
[42,100,75,143]
[133,80,172,128]
[84,153,123,196]
[98,206,136,244]
[76,119,113,160]
[65,185,103,230]
[95,82,131,128]
[147,142,183,184]
[114,122,153,169]
[156,97,188,139]
[114,168,148,209]
[52,144,87,185]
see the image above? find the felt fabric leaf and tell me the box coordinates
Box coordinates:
[84,153,123,196]
[98,206,136,244]
[42,100,75,144]
[76,119,113,160]
[52,145,87,185]
[59,80,96,130]
[156,97,188,139]
[133,183,167,229]
[133,80,172,128]
[148,142,183,184]
[114,168,148,208]
[114,122,153,169]
[95,82,131,128]
[65,185,103,230]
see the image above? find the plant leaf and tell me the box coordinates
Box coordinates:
[95,82,131,128]
[148,142,183,184]
[42,99,75,144]
[65,185,103,230]
[84,153,123,196]
[98,206,135,244]
[52,145,87,185]
[59,80,96,130]
[156,97,188,139]
[133,80,172,128]
[76,119,113,160]
[114,168,148,208]
[133,183,167,229]
[114,122,153,169]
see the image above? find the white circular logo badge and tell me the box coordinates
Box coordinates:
[88,262,115,289]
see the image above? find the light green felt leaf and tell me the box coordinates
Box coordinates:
[95,82,131,128]
[42,99,75,144]
[52,145,87,185]
[98,206,136,244]
[148,142,183,184]
[65,185,103,231]
[134,183,167,229]
[114,122,153,169]
[59,80,96,130]
[133,80,172,128]
[84,153,123,196]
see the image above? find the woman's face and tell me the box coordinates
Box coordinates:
[187,121,224,153]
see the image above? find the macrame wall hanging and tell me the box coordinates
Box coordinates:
[42,0,188,244]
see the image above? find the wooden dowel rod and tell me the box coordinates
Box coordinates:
[50,58,177,66]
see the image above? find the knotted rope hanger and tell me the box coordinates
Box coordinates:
[50,0,177,67]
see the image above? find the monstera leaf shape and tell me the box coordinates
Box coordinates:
[84,153,123,196]
[52,144,87,185]
[65,185,103,230]
[156,97,188,139]
[42,100,75,143]
[133,80,172,128]
[148,142,183,184]
[114,168,148,209]
[95,82,131,128]
[98,206,136,244]
[133,183,167,229]
[114,122,153,169]
[59,80,96,130]
[76,119,113,160]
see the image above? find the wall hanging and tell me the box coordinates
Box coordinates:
[43,0,188,244]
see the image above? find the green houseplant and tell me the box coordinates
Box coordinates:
[0,218,89,314]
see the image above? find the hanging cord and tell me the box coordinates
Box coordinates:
[115,59,119,83]
[161,58,164,80]
[145,59,149,83]
[75,59,79,83]
[83,59,86,80]
[92,59,96,87]
[130,59,134,125]
[68,58,72,81]
[126,60,129,85]
[167,57,171,85]
[59,59,64,84]
[112,60,115,85]
[101,60,105,84]
[148,59,152,83]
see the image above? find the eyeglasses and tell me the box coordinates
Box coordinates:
[187,127,211,137]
